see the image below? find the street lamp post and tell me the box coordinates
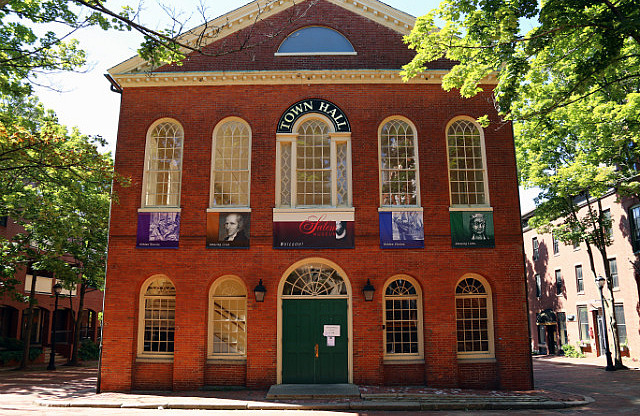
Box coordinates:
[596,276,616,371]
[47,283,63,371]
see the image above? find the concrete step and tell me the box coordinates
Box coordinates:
[266,383,360,399]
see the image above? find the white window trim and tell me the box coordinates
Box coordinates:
[207,275,247,360]
[574,263,585,294]
[275,114,352,209]
[378,116,421,208]
[140,118,184,209]
[275,25,356,56]
[137,275,175,360]
[445,116,491,208]
[275,52,358,56]
[382,275,424,361]
[209,117,252,208]
[455,274,495,360]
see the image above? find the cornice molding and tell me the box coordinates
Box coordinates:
[110,69,499,88]
[108,0,416,76]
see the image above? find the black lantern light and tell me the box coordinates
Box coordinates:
[47,283,63,370]
[363,279,375,302]
[254,279,266,302]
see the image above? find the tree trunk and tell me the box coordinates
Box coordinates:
[68,281,86,365]
[19,271,38,369]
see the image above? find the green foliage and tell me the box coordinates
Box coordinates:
[0,337,42,363]
[78,338,99,361]
[561,344,585,358]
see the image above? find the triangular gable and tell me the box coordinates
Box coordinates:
[109,0,416,75]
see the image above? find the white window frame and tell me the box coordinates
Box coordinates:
[275,113,352,209]
[209,117,252,208]
[382,275,424,362]
[378,116,421,208]
[208,275,247,360]
[141,118,184,209]
[137,275,176,360]
[445,116,490,207]
[455,274,495,360]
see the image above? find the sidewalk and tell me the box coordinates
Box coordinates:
[0,360,598,412]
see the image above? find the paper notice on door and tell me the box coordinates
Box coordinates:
[327,336,335,347]
[323,325,340,337]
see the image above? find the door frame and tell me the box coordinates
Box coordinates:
[276,257,353,384]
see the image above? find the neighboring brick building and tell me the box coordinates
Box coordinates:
[101,0,531,391]
[0,216,102,362]
[523,191,640,361]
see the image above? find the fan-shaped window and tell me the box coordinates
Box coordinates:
[383,276,423,358]
[276,26,355,55]
[143,120,184,207]
[209,277,247,358]
[139,276,176,356]
[282,263,347,296]
[455,276,494,358]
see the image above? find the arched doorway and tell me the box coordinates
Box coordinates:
[277,259,352,384]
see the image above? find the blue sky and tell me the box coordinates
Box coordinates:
[30,0,537,212]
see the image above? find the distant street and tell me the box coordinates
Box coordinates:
[0,357,639,415]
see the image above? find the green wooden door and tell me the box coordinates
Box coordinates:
[282,299,348,384]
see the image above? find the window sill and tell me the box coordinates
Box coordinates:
[449,206,493,212]
[138,207,181,213]
[383,358,425,365]
[457,357,496,363]
[207,207,251,213]
[274,52,357,56]
[206,358,247,365]
[136,356,174,363]
[378,207,423,212]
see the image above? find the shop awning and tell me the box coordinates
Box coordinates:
[536,309,557,325]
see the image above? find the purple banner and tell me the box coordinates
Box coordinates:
[379,211,424,249]
[136,212,180,248]
[273,215,354,249]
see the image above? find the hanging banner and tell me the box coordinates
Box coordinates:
[206,212,250,248]
[273,213,354,249]
[450,211,495,248]
[137,212,180,248]
[379,211,424,249]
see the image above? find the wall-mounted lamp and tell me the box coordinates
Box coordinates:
[363,279,375,301]
[254,279,266,302]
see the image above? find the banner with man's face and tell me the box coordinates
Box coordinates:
[450,211,495,248]
[207,212,250,248]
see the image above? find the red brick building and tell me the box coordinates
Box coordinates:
[101,0,532,391]
[0,216,102,362]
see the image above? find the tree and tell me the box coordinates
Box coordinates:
[403,1,640,368]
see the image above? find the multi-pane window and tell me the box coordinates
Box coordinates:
[210,278,247,357]
[384,278,422,357]
[577,306,590,341]
[532,237,539,260]
[537,325,546,346]
[557,312,568,346]
[609,258,619,289]
[447,119,488,206]
[602,209,612,240]
[379,119,419,207]
[211,120,250,207]
[455,277,493,357]
[575,265,584,293]
[614,304,627,344]
[278,118,351,208]
[629,205,640,252]
[140,277,176,355]
[552,234,559,255]
[555,270,563,295]
[535,274,542,298]
[143,121,184,207]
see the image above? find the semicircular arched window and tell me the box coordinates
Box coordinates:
[209,277,247,358]
[282,263,348,296]
[455,276,494,359]
[383,277,423,358]
[276,26,356,55]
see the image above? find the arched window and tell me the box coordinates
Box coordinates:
[379,118,420,207]
[383,276,423,358]
[210,119,251,207]
[139,276,176,356]
[209,277,247,358]
[282,262,348,296]
[277,117,351,208]
[142,120,184,207]
[276,26,355,55]
[455,276,494,358]
[446,118,489,206]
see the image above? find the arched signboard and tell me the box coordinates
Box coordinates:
[277,99,350,133]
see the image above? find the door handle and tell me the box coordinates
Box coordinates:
[314,343,319,358]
